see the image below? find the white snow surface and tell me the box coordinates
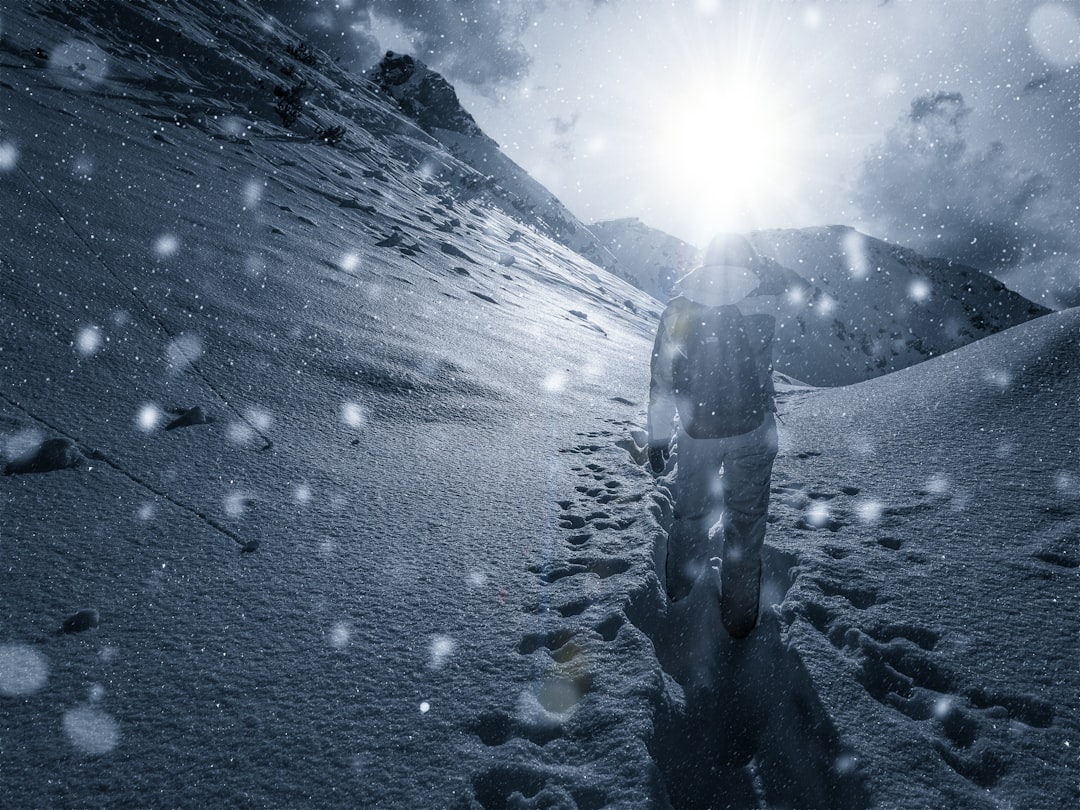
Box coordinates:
[1,3,1078,809]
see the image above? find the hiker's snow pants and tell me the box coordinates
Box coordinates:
[667,414,777,598]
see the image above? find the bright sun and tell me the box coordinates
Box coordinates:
[653,73,797,231]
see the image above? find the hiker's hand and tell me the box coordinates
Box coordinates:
[648,445,668,474]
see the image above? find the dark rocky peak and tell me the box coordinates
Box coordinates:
[373,51,484,138]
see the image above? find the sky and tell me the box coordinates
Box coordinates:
[264,0,1080,305]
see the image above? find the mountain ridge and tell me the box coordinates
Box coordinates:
[593,218,1050,386]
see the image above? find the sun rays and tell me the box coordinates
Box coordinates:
[610,1,838,242]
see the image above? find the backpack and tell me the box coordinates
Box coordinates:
[671,302,770,439]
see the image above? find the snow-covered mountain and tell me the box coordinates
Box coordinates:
[748,226,1051,386]
[1,3,1077,809]
[372,51,616,272]
[591,217,700,302]
[594,219,1050,387]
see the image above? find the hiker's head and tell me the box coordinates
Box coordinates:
[702,233,758,269]
[673,233,760,305]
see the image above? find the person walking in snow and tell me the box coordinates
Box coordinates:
[647,233,778,638]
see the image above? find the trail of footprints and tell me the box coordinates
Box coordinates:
[794,585,1055,788]
[776,450,1056,790]
[467,421,649,809]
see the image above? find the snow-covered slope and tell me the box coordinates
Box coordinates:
[373,51,616,273]
[0,3,663,806]
[591,217,700,302]
[759,307,1080,809]
[1,3,1077,809]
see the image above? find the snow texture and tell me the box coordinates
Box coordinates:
[1,2,1077,808]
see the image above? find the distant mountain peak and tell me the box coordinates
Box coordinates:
[373,51,484,138]
[594,219,1050,386]
[370,51,614,269]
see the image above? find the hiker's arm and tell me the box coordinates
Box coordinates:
[762,362,777,412]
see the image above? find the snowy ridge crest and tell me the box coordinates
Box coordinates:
[595,219,1050,386]
[372,51,617,272]
[373,52,485,139]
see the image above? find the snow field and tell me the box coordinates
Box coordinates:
[2,2,1078,807]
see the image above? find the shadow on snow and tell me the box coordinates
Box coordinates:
[643,547,871,810]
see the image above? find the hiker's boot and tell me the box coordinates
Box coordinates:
[720,554,761,639]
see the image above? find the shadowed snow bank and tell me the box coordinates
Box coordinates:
[632,445,870,809]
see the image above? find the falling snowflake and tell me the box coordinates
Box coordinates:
[805,502,831,528]
[226,422,256,445]
[0,643,49,697]
[73,154,93,178]
[243,178,263,208]
[924,474,950,495]
[1028,4,1080,68]
[75,325,103,357]
[816,294,837,316]
[466,571,488,588]
[135,403,164,432]
[0,141,18,172]
[856,499,884,524]
[221,116,248,141]
[909,279,931,302]
[48,39,110,88]
[543,370,567,393]
[223,491,252,518]
[63,705,120,754]
[165,334,203,373]
[428,635,456,670]
[842,230,869,279]
[245,407,273,432]
[153,233,180,259]
[328,622,352,650]
[1055,471,1078,496]
[341,401,366,429]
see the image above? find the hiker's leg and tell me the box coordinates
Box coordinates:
[719,416,778,635]
[667,430,723,600]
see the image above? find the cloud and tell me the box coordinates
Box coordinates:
[261,1,538,90]
[550,112,580,157]
[854,90,1060,274]
[552,113,579,137]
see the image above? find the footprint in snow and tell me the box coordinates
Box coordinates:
[794,594,1055,789]
[165,405,215,430]
[4,437,84,475]
[375,231,403,248]
[62,608,100,634]
[469,291,498,305]
[440,241,476,263]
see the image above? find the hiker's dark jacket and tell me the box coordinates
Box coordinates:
[648,296,776,447]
